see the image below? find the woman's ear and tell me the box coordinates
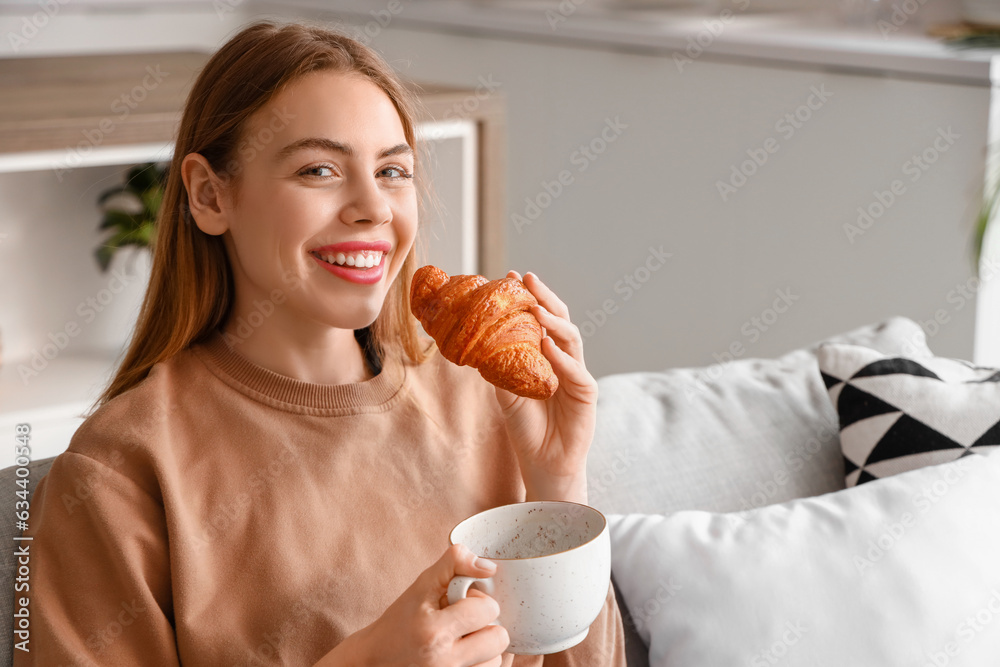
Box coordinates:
[181,152,232,236]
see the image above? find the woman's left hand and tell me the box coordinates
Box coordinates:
[494,270,598,505]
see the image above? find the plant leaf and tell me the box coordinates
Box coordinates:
[126,163,160,193]
[973,181,1000,273]
[105,226,145,250]
[100,209,143,231]
[134,222,155,246]
[95,162,165,270]
[97,186,131,207]
[140,186,163,221]
[94,244,114,272]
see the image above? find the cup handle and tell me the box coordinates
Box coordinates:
[447,576,499,626]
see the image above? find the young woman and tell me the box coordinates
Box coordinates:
[16,20,626,666]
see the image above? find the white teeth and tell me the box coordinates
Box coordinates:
[315,250,384,268]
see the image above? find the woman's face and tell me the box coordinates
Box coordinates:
[218,69,418,334]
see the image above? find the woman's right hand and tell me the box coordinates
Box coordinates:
[318,544,509,667]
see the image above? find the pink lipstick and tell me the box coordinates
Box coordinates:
[309,240,391,285]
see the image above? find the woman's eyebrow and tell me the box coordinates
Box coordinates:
[274,137,413,161]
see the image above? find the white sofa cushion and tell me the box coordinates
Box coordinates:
[608,451,1000,667]
[588,316,931,516]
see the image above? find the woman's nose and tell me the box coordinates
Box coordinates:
[340,175,392,226]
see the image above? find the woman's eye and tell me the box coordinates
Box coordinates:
[379,165,413,180]
[297,164,412,181]
[299,165,336,178]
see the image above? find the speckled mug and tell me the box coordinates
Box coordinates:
[447,500,610,655]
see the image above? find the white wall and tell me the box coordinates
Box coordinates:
[0,168,153,363]
[0,2,239,58]
[262,9,988,378]
[0,2,990,383]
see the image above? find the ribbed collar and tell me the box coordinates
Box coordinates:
[192,329,406,414]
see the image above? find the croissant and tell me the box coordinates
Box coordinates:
[410,265,558,400]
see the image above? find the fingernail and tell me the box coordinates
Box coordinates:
[476,556,497,572]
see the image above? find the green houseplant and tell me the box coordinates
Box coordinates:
[95,162,167,272]
[973,178,1000,274]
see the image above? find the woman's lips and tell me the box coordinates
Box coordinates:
[311,240,392,255]
[310,249,387,285]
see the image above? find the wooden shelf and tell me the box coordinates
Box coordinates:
[0,52,206,156]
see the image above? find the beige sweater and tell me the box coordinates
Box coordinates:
[14,331,626,666]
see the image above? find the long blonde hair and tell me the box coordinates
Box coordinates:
[97,19,431,408]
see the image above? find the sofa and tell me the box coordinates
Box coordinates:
[4,316,997,665]
[590,315,1000,665]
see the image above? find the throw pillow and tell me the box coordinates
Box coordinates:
[818,343,1000,487]
[609,451,1000,667]
[588,316,932,516]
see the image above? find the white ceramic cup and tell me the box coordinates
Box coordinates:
[447,500,610,655]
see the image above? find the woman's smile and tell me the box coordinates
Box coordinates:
[309,239,392,285]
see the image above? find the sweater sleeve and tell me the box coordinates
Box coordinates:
[508,582,627,666]
[12,451,180,666]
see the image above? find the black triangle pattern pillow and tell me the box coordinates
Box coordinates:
[817,343,1000,487]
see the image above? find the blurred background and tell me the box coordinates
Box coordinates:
[3,0,1000,463]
